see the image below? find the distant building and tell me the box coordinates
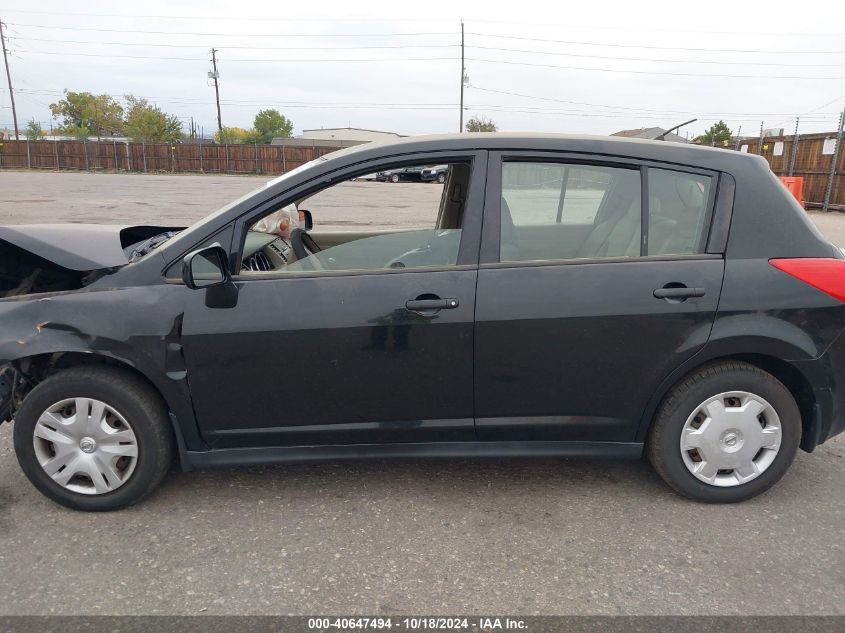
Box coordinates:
[300,127,406,144]
[611,127,688,144]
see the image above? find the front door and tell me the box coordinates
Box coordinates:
[181,154,485,448]
[474,153,725,443]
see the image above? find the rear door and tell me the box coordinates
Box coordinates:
[474,151,727,443]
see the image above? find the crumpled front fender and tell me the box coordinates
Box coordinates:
[0,285,205,451]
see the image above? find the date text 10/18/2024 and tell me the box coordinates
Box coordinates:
[307,617,528,630]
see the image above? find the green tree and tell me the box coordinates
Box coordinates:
[63,124,93,141]
[248,109,293,144]
[215,126,250,144]
[49,91,124,140]
[24,119,44,141]
[695,120,733,146]
[465,115,498,133]
[123,95,183,143]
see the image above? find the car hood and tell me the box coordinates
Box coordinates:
[0,224,183,271]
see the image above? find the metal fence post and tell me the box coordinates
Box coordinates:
[26,139,31,168]
[54,138,60,170]
[734,125,742,151]
[823,108,845,213]
[171,145,175,173]
[255,142,259,174]
[199,141,204,173]
[125,142,131,171]
[142,141,147,173]
[282,144,286,173]
[83,141,89,170]
[757,122,764,156]
[788,117,799,177]
[112,139,118,171]
[225,144,230,173]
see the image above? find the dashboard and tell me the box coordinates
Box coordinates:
[241,232,295,272]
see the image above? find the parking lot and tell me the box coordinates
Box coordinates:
[1,170,844,615]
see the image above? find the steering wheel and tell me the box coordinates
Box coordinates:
[290,228,322,260]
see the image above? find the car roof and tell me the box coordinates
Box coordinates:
[327,132,766,173]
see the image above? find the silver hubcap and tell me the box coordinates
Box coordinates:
[680,391,782,487]
[32,397,139,495]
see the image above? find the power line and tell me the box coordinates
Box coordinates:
[13,49,460,63]
[467,45,845,68]
[468,85,840,117]
[5,10,845,38]
[466,57,845,80]
[465,105,835,122]
[10,36,460,51]
[8,22,459,38]
[12,35,845,68]
[0,9,458,23]
[466,32,845,55]
[6,86,837,121]
[16,45,837,76]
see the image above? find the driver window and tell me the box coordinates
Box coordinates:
[240,162,470,274]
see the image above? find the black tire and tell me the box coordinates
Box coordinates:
[647,361,801,503]
[390,174,400,183]
[13,366,173,511]
[437,173,446,184]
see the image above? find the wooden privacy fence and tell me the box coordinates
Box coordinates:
[734,133,844,211]
[0,139,343,175]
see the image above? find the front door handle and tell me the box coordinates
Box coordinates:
[405,297,459,313]
[653,285,706,300]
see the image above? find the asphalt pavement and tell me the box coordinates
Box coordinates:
[0,171,844,615]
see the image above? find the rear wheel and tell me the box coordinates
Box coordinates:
[13,366,173,511]
[647,361,801,503]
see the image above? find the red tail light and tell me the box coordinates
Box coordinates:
[769,258,845,303]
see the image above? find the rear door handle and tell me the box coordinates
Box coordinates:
[653,286,706,299]
[405,297,459,312]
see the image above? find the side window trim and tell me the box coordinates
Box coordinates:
[705,172,735,254]
[641,165,649,257]
[483,151,721,266]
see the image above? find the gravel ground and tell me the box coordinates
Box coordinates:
[0,170,844,616]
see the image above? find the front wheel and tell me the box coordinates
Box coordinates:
[390,174,400,183]
[647,361,801,503]
[13,366,173,511]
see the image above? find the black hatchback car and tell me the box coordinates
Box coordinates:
[2,133,844,511]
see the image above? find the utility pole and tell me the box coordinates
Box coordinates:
[822,108,845,213]
[788,117,800,176]
[758,121,764,155]
[210,48,222,133]
[734,125,742,151]
[0,19,19,140]
[459,21,464,133]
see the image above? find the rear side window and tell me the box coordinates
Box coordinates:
[499,160,714,263]
[648,169,713,256]
[501,162,641,261]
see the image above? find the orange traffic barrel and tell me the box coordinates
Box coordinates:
[779,176,805,208]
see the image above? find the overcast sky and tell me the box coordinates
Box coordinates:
[1,0,844,140]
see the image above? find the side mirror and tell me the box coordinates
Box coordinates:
[182,243,230,290]
[298,209,314,231]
